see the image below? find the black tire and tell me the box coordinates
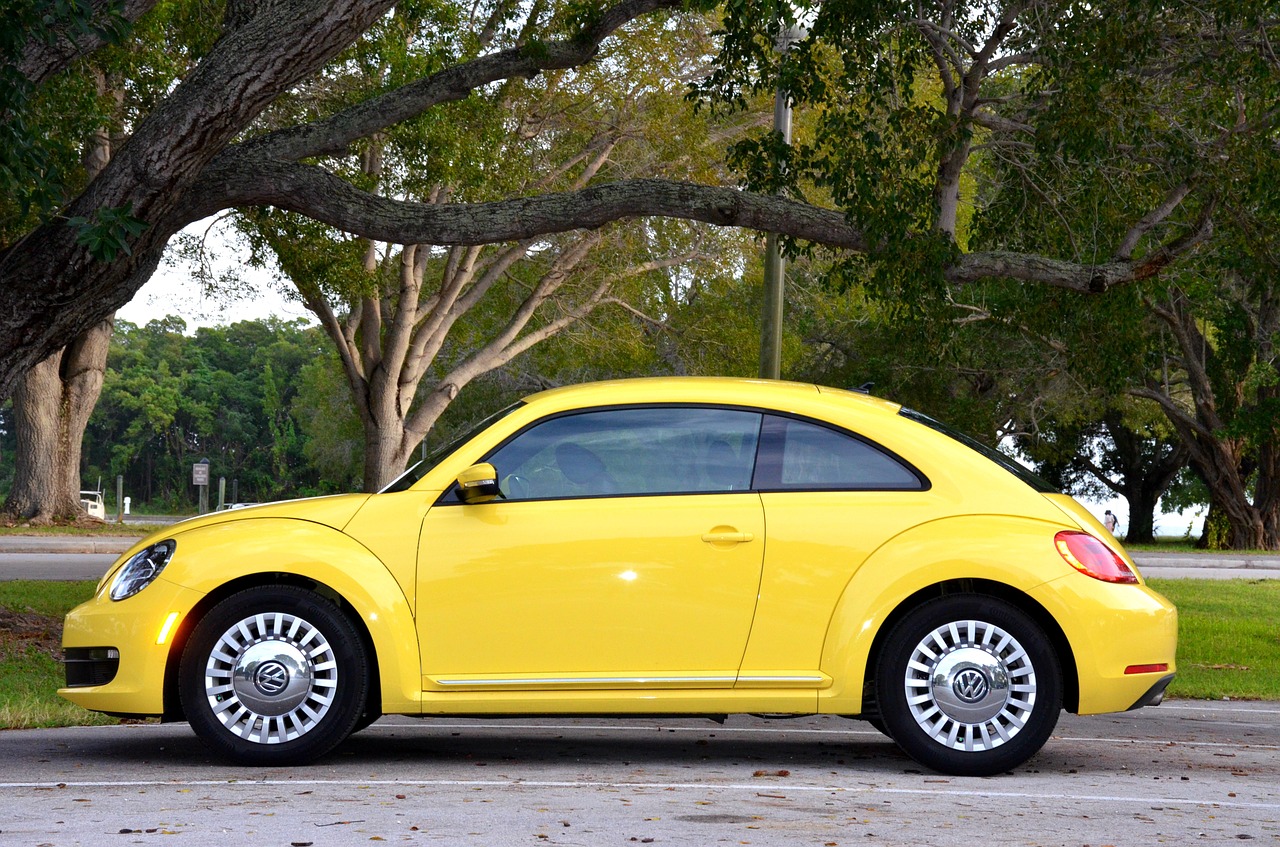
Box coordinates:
[180,586,370,766]
[875,594,1062,776]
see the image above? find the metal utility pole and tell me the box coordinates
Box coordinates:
[758,27,801,380]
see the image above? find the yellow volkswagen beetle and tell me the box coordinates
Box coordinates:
[61,378,1176,776]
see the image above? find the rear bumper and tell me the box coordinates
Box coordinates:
[1030,576,1178,715]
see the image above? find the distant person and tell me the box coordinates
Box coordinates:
[1103,509,1118,534]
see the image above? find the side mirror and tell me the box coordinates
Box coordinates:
[455,463,501,504]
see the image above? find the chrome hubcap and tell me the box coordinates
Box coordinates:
[204,612,338,744]
[904,619,1037,752]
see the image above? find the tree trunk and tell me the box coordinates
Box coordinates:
[362,421,414,493]
[3,318,114,522]
[3,71,117,524]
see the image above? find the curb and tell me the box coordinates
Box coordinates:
[1131,553,1280,571]
[0,536,140,555]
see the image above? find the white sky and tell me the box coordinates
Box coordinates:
[117,218,315,329]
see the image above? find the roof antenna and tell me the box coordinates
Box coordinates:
[854,381,874,394]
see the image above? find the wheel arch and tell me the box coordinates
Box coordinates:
[857,578,1079,719]
[153,518,421,722]
[817,515,1084,717]
[161,572,385,722]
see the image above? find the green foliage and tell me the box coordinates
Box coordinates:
[1,0,219,248]
[84,316,339,510]
[290,352,363,493]
[66,202,148,260]
[0,0,135,223]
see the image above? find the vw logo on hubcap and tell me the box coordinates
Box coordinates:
[253,660,290,696]
[951,668,991,703]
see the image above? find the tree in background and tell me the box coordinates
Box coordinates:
[3,0,1257,405]
[3,59,117,522]
[0,0,868,402]
[961,4,1280,548]
[2,4,220,521]
[83,317,327,511]
[701,0,1280,547]
[233,5,764,489]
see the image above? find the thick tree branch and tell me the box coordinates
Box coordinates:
[237,0,686,164]
[1113,183,1193,261]
[13,0,157,89]
[191,161,873,249]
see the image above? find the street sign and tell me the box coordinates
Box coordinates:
[193,462,210,486]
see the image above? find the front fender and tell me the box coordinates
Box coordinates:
[817,514,1070,713]
[161,518,422,714]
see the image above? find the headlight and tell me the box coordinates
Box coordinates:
[109,540,177,601]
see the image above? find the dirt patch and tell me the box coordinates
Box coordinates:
[0,608,63,659]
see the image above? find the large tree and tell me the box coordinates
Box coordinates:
[707,0,1280,547]
[0,0,1244,406]
[2,65,118,522]
[236,5,757,489]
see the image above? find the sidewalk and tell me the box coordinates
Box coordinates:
[0,535,142,554]
[1131,550,1280,580]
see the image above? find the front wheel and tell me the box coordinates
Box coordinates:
[875,595,1062,776]
[179,586,370,766]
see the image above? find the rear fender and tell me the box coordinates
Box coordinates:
[817,515,1072,714]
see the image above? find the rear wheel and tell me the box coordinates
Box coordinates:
[875,595,1062,776]
[180,586,369,765]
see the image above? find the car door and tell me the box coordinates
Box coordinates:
[417,405,766,689]
[738,414,940,680]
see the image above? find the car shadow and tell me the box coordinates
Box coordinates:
[41,718,923,776]
[329,717,914,773]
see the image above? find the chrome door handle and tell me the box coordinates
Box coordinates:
[701,531,755,543]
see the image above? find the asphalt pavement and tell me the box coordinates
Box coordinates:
[0,704,1277,846]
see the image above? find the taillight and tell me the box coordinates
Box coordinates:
[1054,531,1138,584]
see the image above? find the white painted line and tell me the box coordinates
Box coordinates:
[359,722,1280,750]
[0,778,1276,811]
[1158,702,1280,715]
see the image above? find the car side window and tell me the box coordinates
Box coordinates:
[754,414,924,491]
[485,407,762,500]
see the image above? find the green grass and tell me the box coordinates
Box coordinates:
[1149,578,1280,700]
[0,525,152,537]
[2,579,1278,731]
[0,580,119,730]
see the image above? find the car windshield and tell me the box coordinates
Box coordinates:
[897,408,1058,494]
[380,402,523,493]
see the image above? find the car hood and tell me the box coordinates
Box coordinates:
[157,493,373,539]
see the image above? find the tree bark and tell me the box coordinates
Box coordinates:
[4,318,114,522]
[3,69,119,524]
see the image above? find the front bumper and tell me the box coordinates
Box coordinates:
[58,579,205,717]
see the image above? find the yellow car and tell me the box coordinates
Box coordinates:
[61,378,1176,776]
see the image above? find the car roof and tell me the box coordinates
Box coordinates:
[522,376,904,416]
